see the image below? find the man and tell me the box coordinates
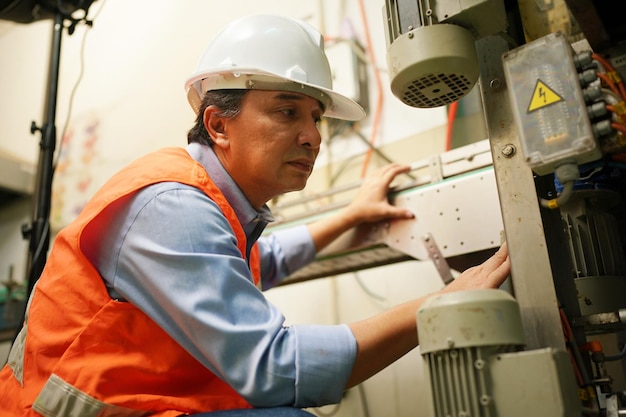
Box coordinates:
[0,14,510,417]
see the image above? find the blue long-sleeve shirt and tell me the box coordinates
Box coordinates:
[90,143,357,408]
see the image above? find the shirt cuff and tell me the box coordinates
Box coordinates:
[292,323,357,407]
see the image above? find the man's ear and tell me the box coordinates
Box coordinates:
[203,106,229,148]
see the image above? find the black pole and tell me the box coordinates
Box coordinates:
[10,4,96,346]
[24,11,63,301]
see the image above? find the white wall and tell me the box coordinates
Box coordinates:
[0,1,471,416]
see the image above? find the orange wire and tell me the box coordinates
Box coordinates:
[611,122,626,135]
[593,52,626,101]
[357,0,384,179]
[597,72,622,99]
[559,308,585,387]
[606,104,626,124]
[446,101,458,151]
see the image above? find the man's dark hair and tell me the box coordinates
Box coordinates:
[187,89,248,145]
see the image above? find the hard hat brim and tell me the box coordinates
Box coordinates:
[185,69,366,122]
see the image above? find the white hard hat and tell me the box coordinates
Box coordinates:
[184,14,365,121]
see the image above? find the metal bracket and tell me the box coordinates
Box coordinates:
[428,155,444,183]
[422,233,454,284]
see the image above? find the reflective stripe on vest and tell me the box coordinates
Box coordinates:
[33,374,151,417]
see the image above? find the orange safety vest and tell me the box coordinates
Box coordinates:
[0,147,262,416]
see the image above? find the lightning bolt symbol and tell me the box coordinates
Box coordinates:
[539,87,546,103]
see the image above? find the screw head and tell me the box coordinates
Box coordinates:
[501,144,516,157]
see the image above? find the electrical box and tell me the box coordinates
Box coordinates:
[502,32,600,176]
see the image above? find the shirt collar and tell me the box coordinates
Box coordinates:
[186,143,274,229]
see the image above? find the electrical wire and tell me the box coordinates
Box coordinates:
[54,0,106,174]
[611,122,626,136]
[592,53,626,100]
[558,307,602,417]
[600,88,623,106]
[596,72,623,101]
[445,101,458,151]
[351,128,416,181]
[605,104,626,125]
[356,0,384,179]
[353,271,386,302]
[357,384,371,417]
[538,179,574,209]
[559,307,590,386]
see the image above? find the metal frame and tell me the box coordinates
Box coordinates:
[476,34,568,350]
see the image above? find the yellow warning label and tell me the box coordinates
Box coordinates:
[527,79,563,113]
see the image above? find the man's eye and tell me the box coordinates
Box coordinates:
[281,109,296,117]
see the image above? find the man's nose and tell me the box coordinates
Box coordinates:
[299,120,322,149]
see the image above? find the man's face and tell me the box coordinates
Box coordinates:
[209,90,324,208]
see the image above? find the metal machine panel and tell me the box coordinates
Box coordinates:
[490,348,583,417]
[268,142,504,284]
[383,167,503,261]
